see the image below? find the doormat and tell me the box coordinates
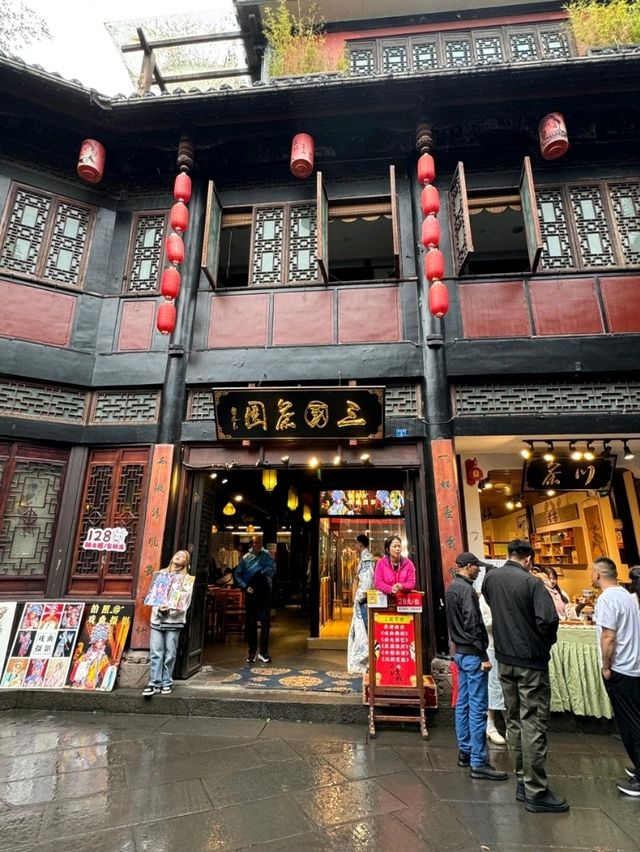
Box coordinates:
[220,667,362,694]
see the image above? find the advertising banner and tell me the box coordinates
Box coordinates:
[68,602,134,691]
[372,612,417,687]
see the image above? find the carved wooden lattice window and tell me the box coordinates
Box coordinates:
[349,45,375,76]
[68,447,149,597]
[251,207,285,285]
[0,183,94,288]
[537,188,575,270]
[412,39,438,70]
[608,182,640,265]
[0,442,67,594]
[540,28,572,59]
[569,185,616,267]
[382,43,408,73]
[444,37,473,67]
[288,205,318,282]
[474,32,504,65]
[508,31,538,62]
[125,212,168,293]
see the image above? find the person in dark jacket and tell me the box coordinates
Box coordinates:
[446,552,508,782]
[482,538,569,813]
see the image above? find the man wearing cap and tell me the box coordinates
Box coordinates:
[482,538,568,813]
[445,552,508,782]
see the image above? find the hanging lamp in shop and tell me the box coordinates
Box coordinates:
[302,504,312,522]
[222,501,236,516]
[287,487,299,511]
[262,468,277,492]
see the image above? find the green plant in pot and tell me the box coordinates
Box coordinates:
[263,0,348,77]
[565,0,640,54]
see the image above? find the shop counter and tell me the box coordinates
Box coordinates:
[549,624,612,719]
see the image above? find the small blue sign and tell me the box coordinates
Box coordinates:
[395,428,408,438]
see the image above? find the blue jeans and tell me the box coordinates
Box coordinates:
[454,653,489,767]
[149,627,180,687]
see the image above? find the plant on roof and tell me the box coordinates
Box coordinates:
[263,0,347,77]
[565,0,640,54]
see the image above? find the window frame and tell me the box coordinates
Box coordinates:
[122,209,169,294]
[0,181,96,290]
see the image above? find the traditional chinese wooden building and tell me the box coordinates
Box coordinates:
[0,0,639,680]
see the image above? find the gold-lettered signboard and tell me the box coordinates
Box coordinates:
[214,387,384,441]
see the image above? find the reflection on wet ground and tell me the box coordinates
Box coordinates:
[0,708,637,851]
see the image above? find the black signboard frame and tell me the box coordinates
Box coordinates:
[214,387,384,441]
[522,456,616,493]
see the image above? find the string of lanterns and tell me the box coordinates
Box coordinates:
[157,161,193,335]
[417,125,448,319]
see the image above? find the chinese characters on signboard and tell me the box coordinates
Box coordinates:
[1,602,84,689]
[522,457,616,492]
[214,387,384,441]
[432,439,464,585]
[372,613,417,687]
[82,527,129,552]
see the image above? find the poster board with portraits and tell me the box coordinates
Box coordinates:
[67,602,134,691]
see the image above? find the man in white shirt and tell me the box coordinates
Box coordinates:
[593,556,640,797]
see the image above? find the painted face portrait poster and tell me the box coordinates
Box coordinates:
[1,602,84,689]
[68,603,134,691]
[0,602,18,676]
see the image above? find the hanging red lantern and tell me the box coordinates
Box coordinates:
[429,281,449,318]
[157,300,176,335]
[425,248,445,282]
[77,139,106,184]
[290,133,315,179]
[465,457,485,486]
[166,233,184,264]
[160,267,181,300]
[420,184,440,216]
[170,201,189,234]
[538,112,569,161]
[417,152,435,185]
[421,216,441,249]
[173,172,192,203]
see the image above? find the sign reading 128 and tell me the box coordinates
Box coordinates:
[82,527,128,552]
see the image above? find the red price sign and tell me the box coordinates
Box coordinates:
[396,592,423,613]
[373,613,417,687]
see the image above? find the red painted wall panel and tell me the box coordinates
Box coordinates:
[1,279,75,347]
[600,276,640,333]
[272,290,334,346]
[338,287,400,343]
[208,293,269,348]
[529,278,603,335]
[459,282,530,338]
[117,300,155,351]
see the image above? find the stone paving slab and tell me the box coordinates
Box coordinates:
[0,709,636,852]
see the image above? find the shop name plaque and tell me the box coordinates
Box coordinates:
[522,456,616,492]
[214,387,384,441]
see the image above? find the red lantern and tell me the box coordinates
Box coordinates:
[157,301,176,335]
[417,153,435,185]
[160,267,181,300]
[421,216,441,249]
[290,133,315,179]
[174,172,192,203]
[77,139,106,184]
[425,248,445,282]
[420,184,440,216]
[465,458,485,486]
[166,234,184,264]
[170,201,189,234]
[539,112,569,161]
[429,281,449,318]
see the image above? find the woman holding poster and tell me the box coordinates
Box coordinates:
[143,550,192,697]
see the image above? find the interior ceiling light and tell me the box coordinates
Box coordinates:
[281,455,290,466]
[483,476,493,490]
[546,489,556,496]
[569,441,582,461]
[221,478,228,484]
[624,441,635,460]
[210,472,218,479]
[308,456,319,469]
[506,499,515,511]
[333,446,343,466]
[233,494,243,503]
[601,440,612,458]
[520,441,534,460]
[543,442,555,462]
[360,452,370,464]
[515,498,523,509]
[583,442,595,461]
[223,502,236,516]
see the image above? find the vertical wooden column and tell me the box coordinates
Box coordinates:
[131,443,174,649]
[431,438,464,592]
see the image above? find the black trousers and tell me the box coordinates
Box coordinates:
[245,592,271,656]
[604,670,640,777]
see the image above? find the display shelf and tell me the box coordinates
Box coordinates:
[531,526,587,566]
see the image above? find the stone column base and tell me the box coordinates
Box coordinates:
[116,650,151,689]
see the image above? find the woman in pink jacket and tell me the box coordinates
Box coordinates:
[374,535,416,594]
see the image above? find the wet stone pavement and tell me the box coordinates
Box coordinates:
[0,708,637,852]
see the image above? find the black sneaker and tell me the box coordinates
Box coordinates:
[624,766,637,779]
[257,653,272,664]
[516,779,525,802]
[142,685,159,697]
[524,789,570,812]
[246,654,256,663]
[457,751,471,767]
[470,763,509,781]
[616,776,640,797]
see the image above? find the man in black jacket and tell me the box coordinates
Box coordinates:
[446,552,508,781]
[483,538,569,813]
